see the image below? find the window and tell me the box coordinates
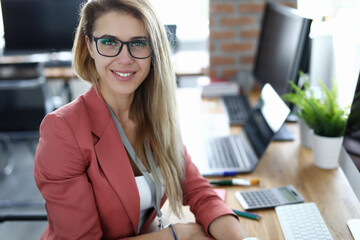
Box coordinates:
[150,0,209,41]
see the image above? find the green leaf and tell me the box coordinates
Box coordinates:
[281,74,348,137]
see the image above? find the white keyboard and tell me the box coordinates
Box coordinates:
[275,202,333,240]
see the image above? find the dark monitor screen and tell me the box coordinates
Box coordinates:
[253,2,311,96]
[343,74,360,171]
[1,0,84,55]
[340,70,360,201]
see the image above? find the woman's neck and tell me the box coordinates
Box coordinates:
[101,90,134,127]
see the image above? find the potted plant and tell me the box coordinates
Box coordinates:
[282,74,349,169]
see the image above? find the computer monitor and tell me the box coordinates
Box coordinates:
[339,72,360,202]
[1,0,83,55]
[253,2,312,96]
[339,70,360,238]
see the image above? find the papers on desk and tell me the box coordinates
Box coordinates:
[198,76,239,97]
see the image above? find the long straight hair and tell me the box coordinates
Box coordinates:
[73,0,185,216]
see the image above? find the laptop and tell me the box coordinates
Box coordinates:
[196,83,290,176]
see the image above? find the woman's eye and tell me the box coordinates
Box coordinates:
[100,38,117,46]
[131,41,148,48]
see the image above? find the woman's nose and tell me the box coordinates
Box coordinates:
[115,45,133,64]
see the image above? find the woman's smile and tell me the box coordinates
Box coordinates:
[111,70,135,81]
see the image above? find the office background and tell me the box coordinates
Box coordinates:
[0,0,360,239]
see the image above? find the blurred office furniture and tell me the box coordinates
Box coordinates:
[0,62,57,177]
[0,135,9,177]
[0,62,50,140]
[0,62,50,234]
[0,138,48,239]
[0,212,47,222]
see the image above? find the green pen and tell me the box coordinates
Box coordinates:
[232,209,261,220]
[209,178,260,186]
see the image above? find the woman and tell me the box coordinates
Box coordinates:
[34,0,251,239]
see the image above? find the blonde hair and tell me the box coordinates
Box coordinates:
[73,0,185,216]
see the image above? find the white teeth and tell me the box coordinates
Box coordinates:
[114,71,132,77]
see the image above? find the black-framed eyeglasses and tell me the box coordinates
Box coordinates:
[92,36,151,59]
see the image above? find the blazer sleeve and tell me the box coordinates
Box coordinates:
[34,113,103,240]
[181,147,237,236]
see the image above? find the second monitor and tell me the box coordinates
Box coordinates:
[222,2,312,140]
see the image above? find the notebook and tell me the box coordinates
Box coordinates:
[195,83,290,176]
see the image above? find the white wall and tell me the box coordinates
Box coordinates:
[298,0,360,108]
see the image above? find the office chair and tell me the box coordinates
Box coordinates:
[0,62,52,175]
[0,62,52,140]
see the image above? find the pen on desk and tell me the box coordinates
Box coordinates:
[232,209,261,220]
[203,171,238,177]
[209,178,260,186]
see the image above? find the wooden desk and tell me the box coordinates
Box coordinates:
[173,88,360,240]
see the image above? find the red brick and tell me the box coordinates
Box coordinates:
[210,30,236,40]
[241,29,260,38]
[221,17,254,26]
[210,3,235,14]
[210,56,236,65]
[221,42,254,52]
[239,3,265,13]
[222,69,238,78]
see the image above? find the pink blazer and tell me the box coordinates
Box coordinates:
[34,86,234,240]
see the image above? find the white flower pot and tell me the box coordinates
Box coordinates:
[312,134,343,169]
[299,118,313,149]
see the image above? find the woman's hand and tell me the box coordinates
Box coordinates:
[129,222,211,240]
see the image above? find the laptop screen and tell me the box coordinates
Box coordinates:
[244,83,290,157]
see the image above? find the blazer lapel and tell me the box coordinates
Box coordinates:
[83,87,140,234]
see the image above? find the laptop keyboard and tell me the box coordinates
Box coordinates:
[222,95,251,125]
[207,135,252,169]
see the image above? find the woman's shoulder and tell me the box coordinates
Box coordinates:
[47,87,98,124]
[41,86,109,137]
[52,94,86,117]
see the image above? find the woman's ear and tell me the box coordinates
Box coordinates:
[85,35,95,59]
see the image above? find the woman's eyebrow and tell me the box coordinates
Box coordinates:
[97,34,148,41]
[130,36,148,40]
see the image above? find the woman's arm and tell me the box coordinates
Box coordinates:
[208,215,249,240]
[181,148,249,239]
[34,113,103,239]
[129,217,248,240]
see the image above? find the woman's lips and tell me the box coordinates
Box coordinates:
[112,70,135,81]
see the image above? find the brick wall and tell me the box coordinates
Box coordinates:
[209,0,297,83]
